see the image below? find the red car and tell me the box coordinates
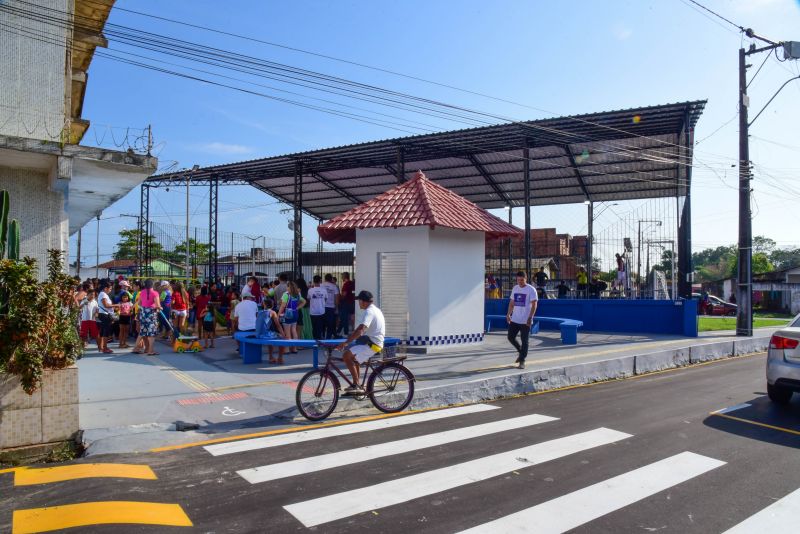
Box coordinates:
[693,293,737,316]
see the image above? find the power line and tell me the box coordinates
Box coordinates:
[684,0,745,32]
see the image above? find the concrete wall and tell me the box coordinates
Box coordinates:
[0,0,69,142]
[1,165,69,277]
[355,226,430,339]
[428,228,484,342]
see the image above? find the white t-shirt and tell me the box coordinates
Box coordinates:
[97,291,113,315]
[510,284,538,324]
[321,281,339,309]
[307,286,327,316]
[234,299,258,331]
[360,304,385,348]
[81,299,98,322]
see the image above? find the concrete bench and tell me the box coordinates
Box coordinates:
[485,315,583,345]
[233,333,402,368]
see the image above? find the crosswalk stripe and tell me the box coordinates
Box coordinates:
[283,427,631,528]
[238,413,559,484]
[204,403,499,456]
[456,451,725,534]
[12,502,192,533]
[722,487,800,532]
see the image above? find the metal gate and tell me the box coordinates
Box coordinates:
[378,252,409,340]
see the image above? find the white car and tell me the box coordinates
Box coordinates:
[766,313,800,404]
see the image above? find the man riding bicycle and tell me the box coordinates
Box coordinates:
[335,290,385,395]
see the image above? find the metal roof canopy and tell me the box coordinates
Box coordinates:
[148,100,705,221]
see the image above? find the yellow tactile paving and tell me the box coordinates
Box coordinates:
[14,463,156,486]
[12,501,192,533]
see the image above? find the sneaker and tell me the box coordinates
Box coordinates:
[514,355,521,364]
[517,362,525,369]
[343,385,365,395]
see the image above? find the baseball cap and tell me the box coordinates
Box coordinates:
[356,290,373,302]
[119,280,130,288]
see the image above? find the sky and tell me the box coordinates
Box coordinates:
[68,0,800,267]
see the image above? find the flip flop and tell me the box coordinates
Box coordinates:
[147,352,159,356]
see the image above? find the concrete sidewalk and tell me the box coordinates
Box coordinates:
[78,328,776,456]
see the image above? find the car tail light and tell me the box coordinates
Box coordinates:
[770,335,799,350]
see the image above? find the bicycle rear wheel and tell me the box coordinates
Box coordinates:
[368,363,414,413]
[296,370,339,421]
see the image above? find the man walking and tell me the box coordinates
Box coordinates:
[506,271,538,369]
[321,273,340,338]
[336,290,385,395]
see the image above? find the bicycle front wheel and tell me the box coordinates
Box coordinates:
[296,370,339,421]
[368,363,414,413]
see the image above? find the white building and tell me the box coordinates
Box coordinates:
[0,0,156,277]
[319,171,520,352]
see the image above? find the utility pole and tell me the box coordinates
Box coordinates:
[95,214,100,279]
[737,47,752,337]
[76,227,82,279]
[736,34,800,336]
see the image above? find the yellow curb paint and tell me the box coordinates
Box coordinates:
[12,502,192,533]
[0,467,23,475]
[710,412,800,436]
[153,351,766,453]
[150,403,466,453]
[14,464,157,486]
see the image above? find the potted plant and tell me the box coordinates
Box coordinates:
[0,190,82,450]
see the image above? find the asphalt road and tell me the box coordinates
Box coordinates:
[3,352,800,533]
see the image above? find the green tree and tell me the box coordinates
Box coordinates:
[653,249,676,279]
[113,229,164,260]
[769,248,800,270]
[170,239,211,266]
[753,236,777,255]
[752,252,774,274]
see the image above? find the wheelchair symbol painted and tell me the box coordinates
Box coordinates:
[222,406,246,417]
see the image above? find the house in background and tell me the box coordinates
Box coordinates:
[0,0,156,278]
[705,266,800,314]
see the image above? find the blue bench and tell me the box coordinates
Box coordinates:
[233,332,402,368]
[485,315,583,345]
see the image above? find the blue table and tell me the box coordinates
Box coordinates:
[233,333,402,368]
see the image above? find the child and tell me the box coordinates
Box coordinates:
[79,289,100,348]
[202,302,217,349]
[226,290,240,336]
[262,298,285,364]
[117,292,133,348]
[278,281,306,355]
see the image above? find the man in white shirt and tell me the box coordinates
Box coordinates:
[336,290,385,395]
[233,294,258,332]
[307,275,328,340]
[506,271,538,369]
[322,273,340,338]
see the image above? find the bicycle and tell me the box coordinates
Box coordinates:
[295,342,415,421]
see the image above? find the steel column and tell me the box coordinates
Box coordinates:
[677,108,694,300]
[737,47,753,336]
[587,202,594,274]
[138,184,150,277]
[293,161,304,278]
[396,146,405,183]
[208,175,219,282]
[523,146,532,277]
[507,207,513,295]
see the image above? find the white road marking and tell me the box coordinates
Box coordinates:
[457,451,725,534]
[723,487,800,533]
[712,403,752,415]
[283,427,631,528]
[238,413,558,484]
[204,404,499,456]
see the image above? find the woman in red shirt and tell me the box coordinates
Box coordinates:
[170,282,190,338]
[194,286,211,336]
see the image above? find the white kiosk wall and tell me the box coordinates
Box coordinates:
[355,226,485,350]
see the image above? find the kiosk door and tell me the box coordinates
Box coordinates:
[378,252,409,340]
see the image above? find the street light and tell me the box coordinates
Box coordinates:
[244,235,264,278]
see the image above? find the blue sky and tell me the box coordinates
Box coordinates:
[71,0,800,266]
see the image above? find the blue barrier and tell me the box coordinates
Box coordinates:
[485,298,698,337]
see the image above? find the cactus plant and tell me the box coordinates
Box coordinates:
[0,190,8,258]
[0,190,21,260]
[8,219,20,260]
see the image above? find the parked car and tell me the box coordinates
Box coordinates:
[766,314,800,404]
[691,293,737,316]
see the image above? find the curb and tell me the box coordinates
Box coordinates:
[406,336,771,410]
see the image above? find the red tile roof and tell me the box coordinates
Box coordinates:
[318,171,522,243]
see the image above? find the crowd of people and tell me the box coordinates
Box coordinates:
[486,264,622,300]
[73,271,357,359]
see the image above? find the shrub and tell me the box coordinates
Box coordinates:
[0,250,81,394]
